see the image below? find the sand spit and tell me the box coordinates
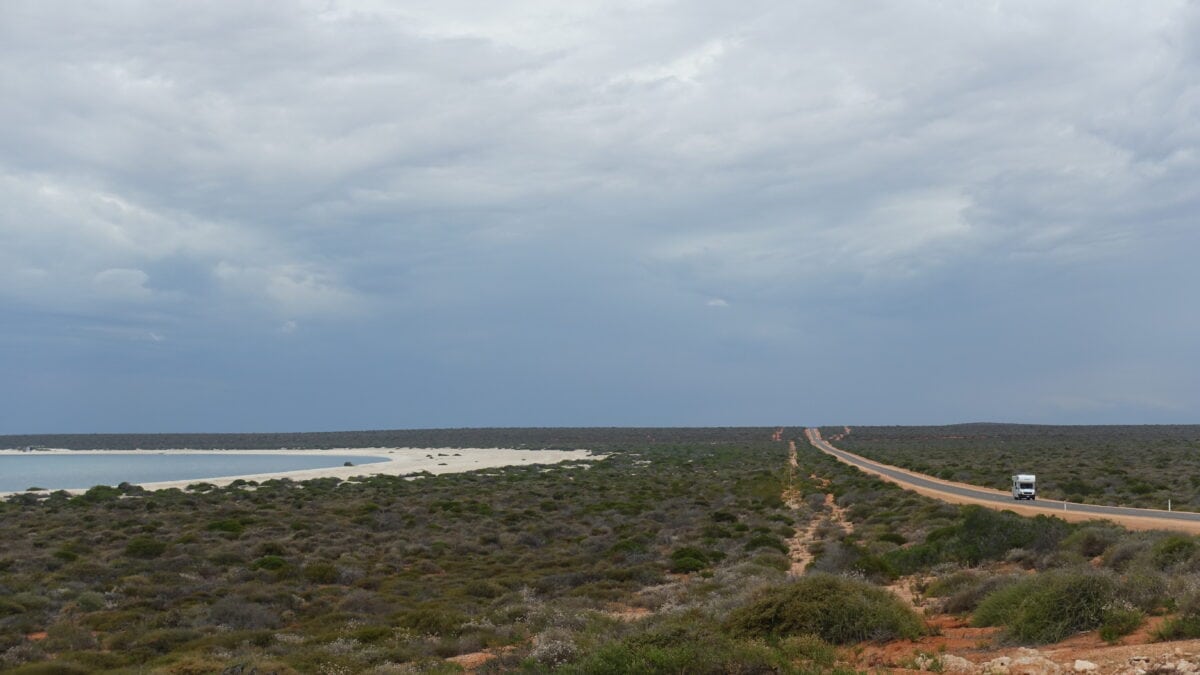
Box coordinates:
[0,447,602,497]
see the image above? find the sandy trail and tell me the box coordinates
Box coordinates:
[783,439,813,574]
[784,437,853,575]
[0,447,601,497]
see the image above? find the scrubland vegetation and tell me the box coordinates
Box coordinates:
[828,424,1200,511]
[5,426,1200,673]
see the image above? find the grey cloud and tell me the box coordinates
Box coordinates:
[2,1,1198,430]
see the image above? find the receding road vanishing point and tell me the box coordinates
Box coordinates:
[805,427,1200,534]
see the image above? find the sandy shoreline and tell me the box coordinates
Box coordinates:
[0,447,602,497]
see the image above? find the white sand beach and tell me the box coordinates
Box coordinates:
[0,447,602,497]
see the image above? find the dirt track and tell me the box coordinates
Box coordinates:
[805,427,1200,534]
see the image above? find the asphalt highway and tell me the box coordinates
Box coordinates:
[805,428,1200,526]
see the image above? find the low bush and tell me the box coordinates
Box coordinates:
[1061,526,1122,558]
[207,597,280,630]
[1099,604,1143,643]
[780,633,838,669]
[1103,538,1146,571]
[727,573,924,644]
[302,562,339,584]
[251,555,288,571]
[395,607,467,636]
[743,533,788,554]
[1154,613,1200,641]
[924,570,980,598]
[1112,571,1166,616]
[749,552,791,572]
[1151,535,1197,571]
[0,597,25,616]
[463,580,506,598]
[850,553,897,582]
[568,612,792,675]
[124,536,167,559]
[668,547,712,574]
[940,573,1022,615]
[1153,593,1200,641]
[564,637,788,674]
[972,569,1115,644]
[205,519,245,536]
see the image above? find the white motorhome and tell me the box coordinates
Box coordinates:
[1012,474,1036,500]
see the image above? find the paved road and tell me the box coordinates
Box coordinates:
[805,427,1200,527]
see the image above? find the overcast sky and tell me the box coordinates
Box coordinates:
[2,1,1197,433]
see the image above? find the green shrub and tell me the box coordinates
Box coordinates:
[749,552,791,572]
[668,547,711,573]
[1103,539,1145,571]
[83,609,141,631]
[0,597,25,616]
[74,592,105,612]
[124,536,167,559]
[670,556,707,573]
[351,624,393,643]
[256,541,287,556]
[206,519,245,536]
[569,612,791,675]
[925,570,980,598]
[53,549,79,562]
[396,607,466,636]
[126,627,204,653]
[207,597,280,630]
[1062,526,1121,558]
[743,533,788,554]
[251,555,287,571]
[79,485,122,502]
[609,538,647,554]
[302,562,339,584]
[850,553,897,581]
[940,574,1022,615]
[779,633,837,668]
[565,637,786,674]
[1117,570,1168,613]
[44,622,98,651]
[883,508,1074,575]
[727,573,924,644]
[971,579,1037,628]
[1152,593,1200,641]
[972,570,1115,644]
[464,580,505,598]
[1154,614,1200,641]
[700,524,733,539]
[1099,605,1143,643]
[1151,535,1197,570]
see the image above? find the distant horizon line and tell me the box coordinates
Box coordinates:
[4,421,1200,437]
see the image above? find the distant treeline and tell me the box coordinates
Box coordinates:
[0,426,778,450]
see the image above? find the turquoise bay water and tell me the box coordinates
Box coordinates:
[0,453,388,492]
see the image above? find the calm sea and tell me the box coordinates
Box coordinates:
[0,453,388,492]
